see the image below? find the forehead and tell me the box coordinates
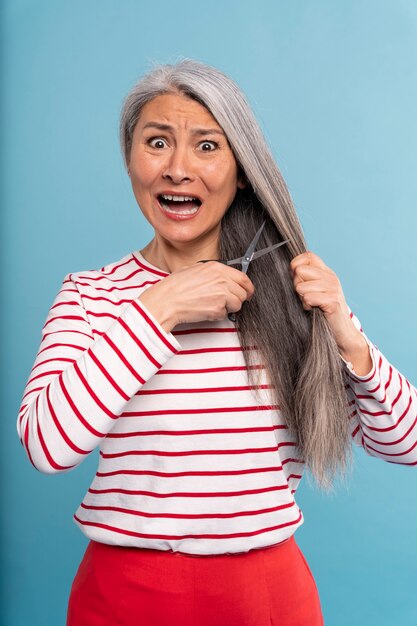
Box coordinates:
[136,93,223,131]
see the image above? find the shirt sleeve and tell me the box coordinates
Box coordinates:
[16,273,182,474]
[342,307,417,466]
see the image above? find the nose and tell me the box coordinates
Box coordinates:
[162,146,194,184]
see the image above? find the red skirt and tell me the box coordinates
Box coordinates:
[66,536,324,626]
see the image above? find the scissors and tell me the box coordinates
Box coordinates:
[198,221,290,321]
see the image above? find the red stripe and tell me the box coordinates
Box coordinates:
[85,311,118,320]
[24,417,30,454]
[131,253,169,278]
[282,458,304,466]
[359,360,384,395]
[43,314,88,329]
[131,299,178,353]
[117,316,163,369]
[23,420,36,468]
[45,385,90,455]
[122,404,280,417]
[35,395,76,472]
[174,346,256,356]
[99,444,295,459]
[73,509,303,541]
[37,342,86,356]
[96,466,284,478]
[80,500,294,519]
[388,458,417,466]
[352,366,393,402]
[103,334,146,384]
[351,424,360,438]
[106,425,287,438]
[58,375,107,437]
[51,301,81,309]
[73,361,118,419]
[100,256,136,275]
[363,409,417,446]
[75,268,143,282]
[358,383,413,433]
[74,279,158,293]
[31,357,74,372]
[41,329,93,341]
[137,384,274,395]
[26,369,64,385]
[21,386,44,402]
[87,484,291,498]
[87,347,130,401]
[359,376,403,418]
[80,294,136,305]
[157,364,265,375]
[174,327,238,336]
[365,437,417,458]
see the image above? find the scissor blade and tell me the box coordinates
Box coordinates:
[240,221,266,274]
[226,239,289,266]
[251,239,290,260]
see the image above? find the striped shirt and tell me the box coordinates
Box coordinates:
[17,250,417,555]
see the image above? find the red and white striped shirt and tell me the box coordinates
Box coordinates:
[17,250,417,555]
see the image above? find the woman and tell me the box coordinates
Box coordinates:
[17,60,416,625]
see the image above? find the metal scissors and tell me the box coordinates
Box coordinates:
[198,221,290,321]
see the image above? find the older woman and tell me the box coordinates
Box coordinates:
[17,60,416,626]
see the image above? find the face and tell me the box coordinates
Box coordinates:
[128,93,245,255]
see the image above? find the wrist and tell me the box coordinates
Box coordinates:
[337,329,368,358]
[338,331,373,377]
[137,287,178,334]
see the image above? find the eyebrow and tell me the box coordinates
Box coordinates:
[142,122,225,137]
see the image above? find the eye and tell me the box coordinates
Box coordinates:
[148,137,168,149]
[198,140,218,152]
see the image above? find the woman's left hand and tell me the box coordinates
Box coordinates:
[290,251,373,374]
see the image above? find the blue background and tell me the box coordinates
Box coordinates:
[2,1,417,624]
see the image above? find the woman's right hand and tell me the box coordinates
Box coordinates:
[137,261,255,332]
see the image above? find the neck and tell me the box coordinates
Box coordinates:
[140,236,220,273]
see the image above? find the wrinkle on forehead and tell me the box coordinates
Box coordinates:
[138,93,223,133]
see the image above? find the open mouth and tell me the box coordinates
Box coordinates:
[157,194,202,215]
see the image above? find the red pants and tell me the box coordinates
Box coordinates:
[66,536,324,625]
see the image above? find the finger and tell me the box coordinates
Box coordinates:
[290,251,328,275]
[292,265,328,285]
[197,261,255,300]
[228,282,254,305]
[298,291,338,312]
[295,279,330,297]
[223,264,255,298]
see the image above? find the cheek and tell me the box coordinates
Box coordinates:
[129,151,160,185]
[205,160,238,195]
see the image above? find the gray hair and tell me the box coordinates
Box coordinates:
[119,59,352,491]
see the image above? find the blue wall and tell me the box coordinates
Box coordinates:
[2,1,417,624]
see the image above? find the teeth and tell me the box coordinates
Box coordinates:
[163,206,199,215]
[160,194,199,202]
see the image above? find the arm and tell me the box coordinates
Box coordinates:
[343,309,417,466]
[289,250,417,466]
[17,274,181,474]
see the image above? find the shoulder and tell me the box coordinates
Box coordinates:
[64,252,161,301]
[67,251,153,288]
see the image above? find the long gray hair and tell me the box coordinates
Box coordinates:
[119,59,352,492]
